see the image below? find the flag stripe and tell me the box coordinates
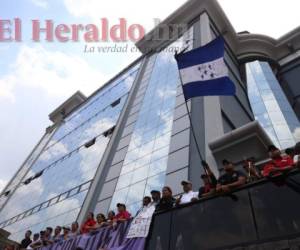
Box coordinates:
[183,77,236,100]
[176,37,224,69]
[180,57,228,85]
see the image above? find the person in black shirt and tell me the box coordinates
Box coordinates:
[216,159,246,193]
[156,186,175,211]
[20,230,32,249]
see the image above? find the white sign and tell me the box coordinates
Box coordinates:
[126,205,156,238]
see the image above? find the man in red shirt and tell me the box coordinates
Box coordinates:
[115,203,131,222]
[262,145,294,177]
[80,212,96,234]
[198,161,217,198]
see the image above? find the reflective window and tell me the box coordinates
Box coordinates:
[0,130,55,211]
[4,190,87,242]
[0,63,141,240]
[109,28,193,215]
[246,61,300,148]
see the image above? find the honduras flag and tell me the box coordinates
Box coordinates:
[175,37,236,100]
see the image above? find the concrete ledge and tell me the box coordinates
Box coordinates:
[208,121,273,167]
[49,91,86,123]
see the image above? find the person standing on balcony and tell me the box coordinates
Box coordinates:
[80,212,96,234]
[262,145,294,177]
[242,158,261,182]
[94,214,107,229]
[216,160,246,193]
[114,203,131,222]
[52,226,63,243]
[68,222,79,237]
[156,186,175,211]
[198,161,217,198]
[20,230,32,249]
[150,190,161,207]
[28,233,40,249]
[105,211,115,226]
[142,196,152,209]
[43,227,53,245]
[135,196,152,216]
[176,181,198,205]
[62,227,70,240]
[285,147,295,160]
[28,231,45,249]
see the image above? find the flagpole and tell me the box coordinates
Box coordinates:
[174,37,236,181]
[176,61,209,177]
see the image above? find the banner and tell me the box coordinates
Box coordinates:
[126,205,156,239]
[36,219,148,250]
[36,206,156,250]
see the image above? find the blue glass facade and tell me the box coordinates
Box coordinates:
[0,63,140,241]
[246,61,300,149]
[0,131,54,210]
[109,30,193,215]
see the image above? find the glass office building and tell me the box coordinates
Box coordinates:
[1,0,300,243]
[246,61,300,149]
[0,64,140,240]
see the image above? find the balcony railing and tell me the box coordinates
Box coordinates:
[146,169,300,250]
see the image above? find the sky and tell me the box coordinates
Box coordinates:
[0,0,299,192]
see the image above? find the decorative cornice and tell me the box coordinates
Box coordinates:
[48,91,86,123]
[135,0,300,64]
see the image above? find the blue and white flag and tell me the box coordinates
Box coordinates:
[175,37,236,100]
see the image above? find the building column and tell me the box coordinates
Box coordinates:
[200,12,224,176]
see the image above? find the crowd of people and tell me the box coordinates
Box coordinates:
[17,204,133,249]
[13,143,300,250]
